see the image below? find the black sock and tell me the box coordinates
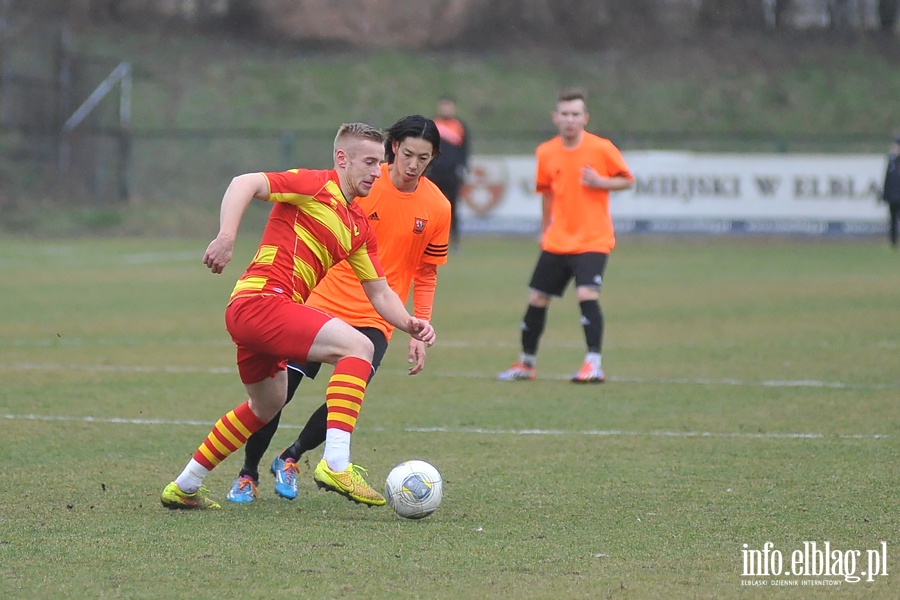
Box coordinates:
[521,305,547,357]
[238,367,307,478]
[579,300,603,354]
[283,402,328,461]
[240,410,281,481]
[285,367,304,407]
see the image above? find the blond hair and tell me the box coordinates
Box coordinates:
[333,122,385,153]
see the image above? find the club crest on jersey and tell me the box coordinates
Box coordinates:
[413,217,427,234]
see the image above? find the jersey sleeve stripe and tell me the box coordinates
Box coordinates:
[345,243,381,281]
[268,191,317,206]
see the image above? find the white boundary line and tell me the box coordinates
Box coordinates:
[0,413,889,441]
[1,362,897,390]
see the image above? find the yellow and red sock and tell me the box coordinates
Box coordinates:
[194,401,267,470]
[325,356,371,434]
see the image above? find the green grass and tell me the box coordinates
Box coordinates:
[62,25,899,141]
[0,235,898,598]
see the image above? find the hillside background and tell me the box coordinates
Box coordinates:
[1,0,898,236]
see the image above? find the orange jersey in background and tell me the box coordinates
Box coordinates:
[307,163,451,340]
[433,117,466,147]
[535,133,633,254]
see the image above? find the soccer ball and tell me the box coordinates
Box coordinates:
[384,460,443,519]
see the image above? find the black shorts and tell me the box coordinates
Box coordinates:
[528,251,609,298]
[287,327,389,380]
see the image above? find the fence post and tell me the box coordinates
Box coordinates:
[280,131,296,169]
[57,25,73,175]
[0,0,11,127]
[119,63,132,202]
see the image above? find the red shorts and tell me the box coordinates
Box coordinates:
[225,294,332,384]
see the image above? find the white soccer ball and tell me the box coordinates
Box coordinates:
[384,460,443,519]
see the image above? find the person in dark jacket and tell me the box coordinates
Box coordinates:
[882,136,900,248]
[427,95,469,250]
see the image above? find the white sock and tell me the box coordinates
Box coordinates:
[323,429,351,472]
[520,353,537,367]
[585,352,601,369]
[174,459,209,494]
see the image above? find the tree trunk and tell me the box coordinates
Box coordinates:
[878,0,899,32]
[698,0,765,30]
[772,0,792,29]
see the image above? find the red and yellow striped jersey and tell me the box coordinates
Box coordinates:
[229,168,384,305]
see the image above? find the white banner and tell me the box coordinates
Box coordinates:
[458,152,889,236]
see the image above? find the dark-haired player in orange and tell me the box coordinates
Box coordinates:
[226,115,451,504]
[499,88,633,383]
[160,122,436,510]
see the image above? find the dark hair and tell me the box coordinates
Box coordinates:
[383,115,441,164]
[557,87,588,105]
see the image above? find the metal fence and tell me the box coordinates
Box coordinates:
[0,26,890,209]
[2,124,891,209]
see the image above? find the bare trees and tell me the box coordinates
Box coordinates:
[4,0,898,48]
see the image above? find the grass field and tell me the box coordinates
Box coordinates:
[0,234,897,599]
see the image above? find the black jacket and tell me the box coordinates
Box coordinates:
[427,118,469,187]
[884,154,900,204]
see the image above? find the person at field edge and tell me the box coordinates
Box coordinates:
[498,88,634,384]
[426,95,469,251]
[881,135,900,248]
[160,122,436,510]
[225,115,451,503]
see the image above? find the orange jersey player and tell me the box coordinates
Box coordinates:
[226,115,451,504]
[535,130,631,255]
[307,159,449,341]
[499,88,633,384]
[161,122,436,511]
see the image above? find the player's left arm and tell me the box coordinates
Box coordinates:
[362,278,436,346]
[347,233,434,344]
[581,145,635,191]
[581,166,634,191]
[407,262,439,375]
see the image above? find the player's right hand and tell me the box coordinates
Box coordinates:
[407,339,427,375]
[581,165,604,188]
[203,234,234,274]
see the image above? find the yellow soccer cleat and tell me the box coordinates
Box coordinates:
[161,481,222,510]
[313,459,386,506]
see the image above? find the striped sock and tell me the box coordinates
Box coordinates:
[322,356,371,471]
[193,401,267,471]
